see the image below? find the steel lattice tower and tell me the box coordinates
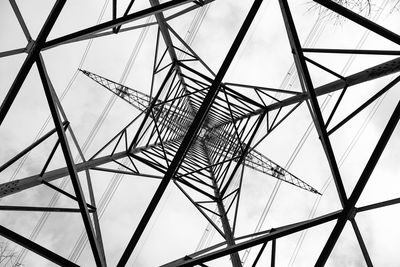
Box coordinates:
[0,0,400,266]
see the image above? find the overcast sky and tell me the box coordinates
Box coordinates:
[1,0,400,266]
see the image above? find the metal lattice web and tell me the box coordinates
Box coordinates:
[0,0,400,266]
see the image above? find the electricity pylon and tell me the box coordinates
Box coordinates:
[0,0,400,266]
[80,67,321,266]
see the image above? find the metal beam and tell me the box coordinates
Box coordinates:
[357,196,400,213]
[162,210,341,266]
[44,0,193,49]
[0,224,78,267]
[271,239,276,267]
[251,242,267,267]
[303,48,400,56]
[0,133,179,198]
[279,0,347,206]
[0,205,94,213]
[350,218,373,267]
[36,56,105,267]
[0,48,26,59]
[9,0,32,41]
[0,150,128,198]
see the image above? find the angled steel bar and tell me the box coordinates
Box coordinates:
[328,75,400,135]
[325,84,348,128]
[304,56,346,80]
[112,0,117,33]
[36,57,105,267]
[315,100,400,266]
[117,1,264,264]
[57,90,107,266]
[314,0,400,45]
[43,21,159,50]
[42,0,214,50]
[176,177,216,202]
[0,48,26,59]
[0,224,78,267]
[271,239,276,267]
[9,0,32,41]
[114,0,137,33]
[0,122,67,172]
[164,228,283,267]
[86,169,105,265]
[44,0,193,49]
[252,242,267,267]
[279,0,347,206]
[91,167,162,178]
[350,218,373,267]
[166,229,275,267]
[357,196,400,213]
[0,150,129,198]
[41,180,96,210]
[232,166,244,234]
[224,82,301,95]
[303,48,400,56]
[0,0,66,126]
[163,210,341,266]
[40,138,61,176]
[150,27,161,97]
[0,206,94,213]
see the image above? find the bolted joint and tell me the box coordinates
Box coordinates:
[348,207,357,220]
[25,39,36,54]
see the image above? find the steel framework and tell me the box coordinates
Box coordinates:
[0,0,400,266]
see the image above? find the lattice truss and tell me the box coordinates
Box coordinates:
[0,0,400,266]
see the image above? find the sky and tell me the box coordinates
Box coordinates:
[0,0,400,266]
